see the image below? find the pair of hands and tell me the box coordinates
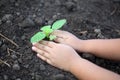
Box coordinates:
[32,30,83,71]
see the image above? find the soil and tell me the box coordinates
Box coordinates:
[0,0,120,80]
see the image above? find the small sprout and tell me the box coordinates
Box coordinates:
[41,25,53,38]
[30,19,67,43]
[49,35,56,40]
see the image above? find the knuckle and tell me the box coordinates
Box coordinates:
[41,45,45,49]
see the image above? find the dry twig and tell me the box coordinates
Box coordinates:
[0,59,11,67]
[7,48,20,56]
[0,33,19,47]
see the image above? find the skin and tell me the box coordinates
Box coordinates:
[32,30,120,80]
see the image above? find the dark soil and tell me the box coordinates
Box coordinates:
[0,0,120,80]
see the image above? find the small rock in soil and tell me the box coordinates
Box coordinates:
[2,14,13,22]
[21,35,26,40]
[35,74,42,80]
[82,53,95,60]
[11,54,18,60]
[34,17,44,25]
[95,59,105,65]
[16,78,21,80]
[47,20,53,24]
[23,64,29,68]
[94,29,101,34]
[52,15,58,20]
[40,64,46,70]
[15,3,19,7]
[16,12,20,16]
[6,20,12,25]
[12,63,20,70]
[18,58,22,63]
[52,74,65,80]
[55,0,61,6]
[3,75,8,80]
[65,1,76,11]
[18,18,35,28]
[0,19,2,25]
[97,33,105,38]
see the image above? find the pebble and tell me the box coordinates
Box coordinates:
[97,33,105,39]
[12,63,20,70]
[11,54,18,60]
[18,18,35,28]
[40,64,46,70]
[3,75,8,80]
[6,20,12,25]
[32,14,36,18]
[34,17,44,25]
[18,58,22,63]
[52,74,65,80]
[0,19,2,25]
[55,0,61,6]
[94,29,101,33]
[52,15,57,20]
[21,35,26,40]
[47,20,53,24]
[2,14,13,22]
[23,64,29,68]
[16,12,20,16]
[35,74,42,80]
[65,1,76,11]
[15,3,19,7]
[16,78,21,80]
[82,53,95,59]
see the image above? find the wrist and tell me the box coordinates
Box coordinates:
[75,39,88,52]
[69,57,85,73]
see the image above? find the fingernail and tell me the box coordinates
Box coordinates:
[32,47,36,50]
[32,43,36,45]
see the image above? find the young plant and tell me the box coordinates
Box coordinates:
[30,19,66,43]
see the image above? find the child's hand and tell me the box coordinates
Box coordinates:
[52,30,84,51]
[52,30,79,47]
[32,41,81,71]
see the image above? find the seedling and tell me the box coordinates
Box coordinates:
[30,19,66,43]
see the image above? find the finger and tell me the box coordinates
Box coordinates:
[51,30,64,37]
[32,46,50,58]
[34,48,50,58]
[37,53,46,61]
[39,40,49,45]
[40,40,56,47]
[39,40,54,47]
[54,37,64,43]
[37,54,52,65]
[46,59,52,65]
[32,43,51,52]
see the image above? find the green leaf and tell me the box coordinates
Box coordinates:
[30,32,46,43]
[52,19,66,30]
[40,25,51,32]
[49,35,56,40]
